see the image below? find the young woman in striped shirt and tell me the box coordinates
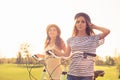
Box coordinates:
[65,12,110,80]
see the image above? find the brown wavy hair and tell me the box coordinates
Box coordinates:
[44,24,64,50]
[72,12,95,37]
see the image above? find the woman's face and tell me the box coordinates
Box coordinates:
[75,16,87,31]
[48,26,58,39]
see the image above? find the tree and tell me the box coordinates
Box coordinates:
[105,56,115,66]
[16,51,23,64]
[116,55,120,79]
[16,42,32,64]
[95,56,105,65]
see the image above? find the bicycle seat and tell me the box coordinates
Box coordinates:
[94,70,105,79]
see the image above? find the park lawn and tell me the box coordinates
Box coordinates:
[0,64,42,80]
[0,64,120,80]
[95,66,120,80]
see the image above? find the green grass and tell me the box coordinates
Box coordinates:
[0,64,42,80]
[95,66,120,80]
[0,64,120,80]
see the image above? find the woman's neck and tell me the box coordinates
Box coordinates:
[77,31,88,37]
[50,38,56,44]
[49,39,56,47]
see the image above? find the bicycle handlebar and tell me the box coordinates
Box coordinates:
[32,50,96,62]
[46,50,96,58]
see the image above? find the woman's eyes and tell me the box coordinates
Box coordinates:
[76,20,85,23]
[49,29,56,32]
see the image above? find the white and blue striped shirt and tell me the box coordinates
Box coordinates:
[67,34,104,76]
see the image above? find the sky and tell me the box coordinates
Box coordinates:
[0,0,120,58]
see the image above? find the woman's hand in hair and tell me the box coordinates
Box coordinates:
[89,23,96,29]
[90,23,110,39]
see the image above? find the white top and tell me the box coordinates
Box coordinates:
[45,44,62,79]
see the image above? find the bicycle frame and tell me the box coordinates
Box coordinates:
[32,50,105,80]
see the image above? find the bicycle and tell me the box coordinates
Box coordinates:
[32,51,68,80]
[32,50,105,80]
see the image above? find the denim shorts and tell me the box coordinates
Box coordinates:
[67,74,93,80]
